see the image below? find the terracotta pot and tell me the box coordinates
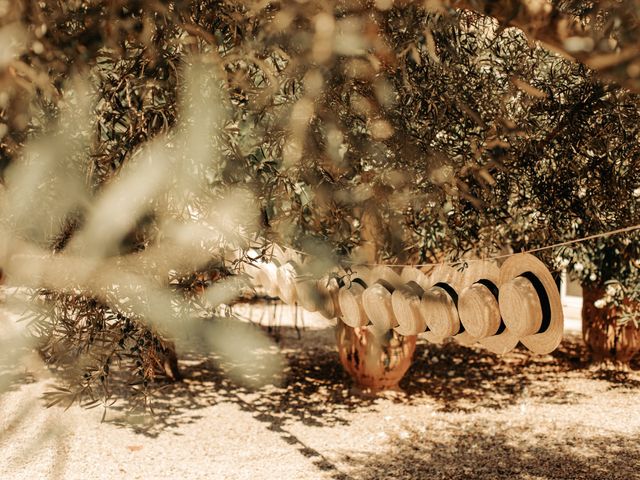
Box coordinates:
[582,285,640,366]
[335,319,416,391]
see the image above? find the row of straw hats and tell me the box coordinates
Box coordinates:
[249,252,563,355]
[247,248,343,319]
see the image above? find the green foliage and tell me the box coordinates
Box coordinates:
[1,0,639,402]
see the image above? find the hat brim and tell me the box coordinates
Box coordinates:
[362,282,397,334]
[295,278,320,312]
[316,277,342,319]
[498,253,564,354]
[419,331,447,344]
[400,267,428,289]
[370,265,402,289]
[260,263,280,298]
[392,282,426,336]
[277,261,299,304]
[338,282,368,327]
[479,330,520,354]
[459,261,519,354]
[422,265,472,342]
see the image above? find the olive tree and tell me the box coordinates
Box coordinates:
[1,0,639,408]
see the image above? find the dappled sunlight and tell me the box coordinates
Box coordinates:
[84,321,640,438]
[1,1,640,478]
[340,418,640,480]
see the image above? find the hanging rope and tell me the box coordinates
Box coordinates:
[281,222,640,268]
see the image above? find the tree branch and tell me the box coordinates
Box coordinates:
[447,0,640,92]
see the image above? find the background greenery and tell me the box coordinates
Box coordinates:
[0,0,639,404]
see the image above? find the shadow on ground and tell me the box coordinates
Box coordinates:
[0,346,38,397]
[337,418,640,480]
[103,322,640,441]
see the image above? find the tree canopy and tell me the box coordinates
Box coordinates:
[0,0,639,402]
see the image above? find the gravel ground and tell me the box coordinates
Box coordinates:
[1,303,639,480]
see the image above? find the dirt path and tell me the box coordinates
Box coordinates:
[1,305,639,480]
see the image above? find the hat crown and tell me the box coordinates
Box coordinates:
[459,282,501,339]
[500,276,543,337]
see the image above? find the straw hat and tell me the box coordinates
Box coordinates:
[392,281,426,335]
[416,265,458,343]
[457,261,519,354]
[276,261,300,305]
[421,264,461,336]
[498,253,564,354]
[338,270,370,328]
[316,276,342,319]
[412,265,444,344]
[362,266,400,336]
[370,265,403,289]
[242,260,263,284]
[400,267,428,289]
[255,262,280,298]
[348,265,372,285]
[295,277,321,312]
[420,263,485,345]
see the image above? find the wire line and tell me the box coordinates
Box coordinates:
[280,223,640,268]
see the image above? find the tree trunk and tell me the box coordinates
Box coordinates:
[160,340,182,381]
[582,285,640,366]
[336,320,416,391]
